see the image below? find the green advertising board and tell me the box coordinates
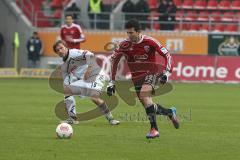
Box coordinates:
[208,34,240,56]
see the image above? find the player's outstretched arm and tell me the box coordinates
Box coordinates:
[107,51,123,96]
[153,40,173,84]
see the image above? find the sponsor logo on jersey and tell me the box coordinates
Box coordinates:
[144,45,150,53]
[119,41,132,51]
[134,54,148,61]
[161,47,168,54]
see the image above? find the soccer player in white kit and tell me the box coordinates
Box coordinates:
[53,40,119,125]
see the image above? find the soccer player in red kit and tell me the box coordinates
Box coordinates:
[107,19,179,139]
[60,14,85,49]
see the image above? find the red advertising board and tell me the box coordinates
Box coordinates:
[171,55,216,82]
[170,55,240,83]
[94,53,240,83]
[215,56,240,82]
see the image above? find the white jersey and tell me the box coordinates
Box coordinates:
[60,49,107,96]
[61,49,101,85]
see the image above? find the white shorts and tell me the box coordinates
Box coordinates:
[68,74,107,97]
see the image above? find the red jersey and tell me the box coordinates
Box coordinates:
[60,23,85,49]
[111,35,173,82]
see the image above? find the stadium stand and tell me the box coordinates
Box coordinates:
[197,11,209,21]
[182,0,194,9]
[53,9,62,19]
[173,0,240,32]
[184,10,197,21]
[50,0,64,9]
[15,0,240,32]
[189,23,201,31]
[200,23,210,31]
[210,11,221,22]
[35,11,53,27]
[225,24,238,32]
[218,0,231,10]
[193,0,207,10]
[148,0,158,9]
[231,0,240,10]
[221,12,235,22]
[206,0,218,9]
[212,23,225,32]
[174,0,182,8]
[16,0,71,27]
[176,10,184,21]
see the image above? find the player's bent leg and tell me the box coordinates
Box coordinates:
[91,96,104,105]
[67,80,94,97]
[60,95,79,124]
[91,96,120,125]
[169,107,180,129]
[63,85,74,96]
[140,84,180,129]
[155,104,180,129]
[139,84,153,103]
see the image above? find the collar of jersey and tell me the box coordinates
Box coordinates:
[64,23,75,28]
[131,34,144,44]
[63,49,69,62]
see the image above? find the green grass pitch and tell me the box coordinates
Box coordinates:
[0,78,239,160]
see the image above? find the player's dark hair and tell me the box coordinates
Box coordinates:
[125,19,141,32]
[53,40,66,53]
[65,14,73,18]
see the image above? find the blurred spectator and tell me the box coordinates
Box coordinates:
[135,0,150,30]
[122,0,136,22]
[166,0,177,30]
[88,0,103,29]
[41,0,52,16]
[0,32,4,56]
[98,1,113,29]
[219,36,240,56]
[102,0,121,11]
[65,2,81,20]
[26,32,42,68]
[158,0,169,30]
[60,14,85,49]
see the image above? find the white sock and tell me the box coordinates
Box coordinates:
[105,112,114,121]
[64,96,77,118]
[98,103,113,121]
